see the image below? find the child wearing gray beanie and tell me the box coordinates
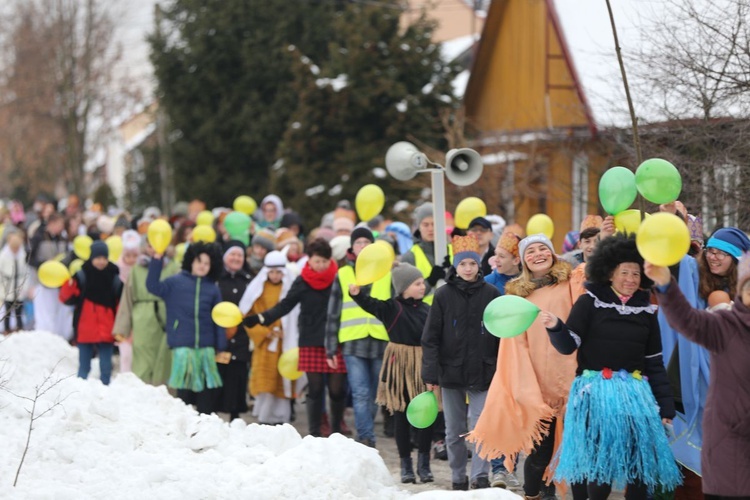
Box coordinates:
[348,262,434,485]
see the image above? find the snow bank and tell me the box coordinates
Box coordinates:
[0,332,521,499]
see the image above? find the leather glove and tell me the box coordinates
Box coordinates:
[242,315,260,328]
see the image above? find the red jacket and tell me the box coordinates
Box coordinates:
[59,278,118,344]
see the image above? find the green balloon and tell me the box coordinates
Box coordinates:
[599,166,637,215]
[224,211,250,238]
[635,158,682,204]
[406,391,439,429]
[483,295,541,339]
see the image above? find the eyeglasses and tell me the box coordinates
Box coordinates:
[706,248,729,260]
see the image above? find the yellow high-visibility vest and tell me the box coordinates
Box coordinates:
[411,244,452,305]
[337,266,391,343]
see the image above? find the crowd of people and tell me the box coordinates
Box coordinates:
[0,193,748,499]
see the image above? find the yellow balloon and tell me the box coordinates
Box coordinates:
[355,240,394,286]
[73,235,93,260]
[233,195,257,215]
[526,213,554,239]
[192,225,216,243]
[374,239,396,262]
[106,236,123,262]
[454,197,487,229]
[636,212,691,267]
[278,347,303,381]
[69,259,84,276]
[174,242,187,264]
[196,210,214,226]
[148,219,173,254]
[355,184,385,222]
[614,209,648,235]
[211,301,243,328]
[38,260,71,288]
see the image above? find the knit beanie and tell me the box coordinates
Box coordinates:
[452,235,481,267]
[330,235,350,261]
[251,230,276,252]
[563,230,579,253]
[350,227,375,248]
[519,234,555,259]
[121,229,141,251]
[89,240,108,260]
[333,217,355,234]
[223,239,246,259]
[706,227,750,260]
[391,263,424,296]
[413,203,434,227]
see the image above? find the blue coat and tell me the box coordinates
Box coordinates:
[146,258,227,352]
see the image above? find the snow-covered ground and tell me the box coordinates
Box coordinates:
[0,332,519,499]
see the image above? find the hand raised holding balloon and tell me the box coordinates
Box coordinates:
[643,262,671,287]
[600,216,616,239]
[659,202,677,215]
[348,284,361,296]
[539,311,559,329]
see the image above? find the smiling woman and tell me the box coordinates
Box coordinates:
[467,232,585,499]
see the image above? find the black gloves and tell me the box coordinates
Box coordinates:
[426,255,452,287]
[242,315,260,328]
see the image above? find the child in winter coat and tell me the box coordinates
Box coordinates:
[146,241,228,414]
[239,250,300,425]
[349,262,433,484]
[421,235,501,490]
[0,231,29,333]
[59,240,123,385]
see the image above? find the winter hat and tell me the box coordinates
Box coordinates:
[96,215,115,235]
[687,215,704,242]
[223,239,246,259]
[350,227,375,248]
[251,229,276,252]
[497,230,522,258]
[706,227,750,260]
[504,223,526,239]
[114,214,131,230]
[312,227,335,242]
[452,235,481,267]
[121,229,141,251]
[519,233,555,259]
[333,217,355,234]
[264,250,287,268]
[391,263,424,296]
[330,235,350,261]
[413,203,434,227]
[563,230,580,253]
[89,240,109,260]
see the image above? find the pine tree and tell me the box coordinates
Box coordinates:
[271,3,460,226]
[149,0,341,207]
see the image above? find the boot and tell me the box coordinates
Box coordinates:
[329,397,346,435]
[400,456,416,484]
[417,452,433,483]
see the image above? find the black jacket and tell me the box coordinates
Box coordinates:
[217,268,253,361]
[421,267,500,390]
[351,293,428,346]
[547,282,675,419]
[260,275,332,348]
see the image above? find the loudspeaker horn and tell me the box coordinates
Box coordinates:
[385,141,429,181]
[444,148,483,186]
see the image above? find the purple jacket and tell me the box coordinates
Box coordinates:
[655,278,750,497]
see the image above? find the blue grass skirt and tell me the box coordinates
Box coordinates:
[553,369,681,490]
[169,347,223,392]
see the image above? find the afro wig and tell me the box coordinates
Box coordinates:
[585,233,653,289]
[182,241,223,281]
